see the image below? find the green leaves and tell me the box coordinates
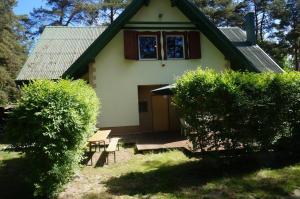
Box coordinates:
[6,79,100,198]
[174,68,300,152]
[0,0,27,106]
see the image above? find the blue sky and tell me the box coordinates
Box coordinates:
[14,0,45,15]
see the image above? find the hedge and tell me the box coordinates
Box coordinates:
[174,69,300,152]
[6,79,100,198]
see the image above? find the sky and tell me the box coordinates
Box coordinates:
[14,0,45,15]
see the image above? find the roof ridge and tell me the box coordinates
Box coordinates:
[45,26,107,29]
[218,26,241,29]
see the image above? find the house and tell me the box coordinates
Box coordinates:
[17,0,283,135]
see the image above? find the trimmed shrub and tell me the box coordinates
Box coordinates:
[174,69,300,152]
[6,79,100,198]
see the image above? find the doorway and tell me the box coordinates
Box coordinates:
[152,95,169,132]
[138,85,170,133]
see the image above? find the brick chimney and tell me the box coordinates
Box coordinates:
[244,12,256,45]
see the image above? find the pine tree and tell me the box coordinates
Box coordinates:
[191,0,291,68]
[28,0,101,35]
[191,0,245,27]
[269,0,300,70]
[243,0,274,42]
[99,0,130,24]
[0,0,27,105]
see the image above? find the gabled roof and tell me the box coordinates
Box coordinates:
[17,26,106,80]
[62,0,149,79]
[62,0,283,78]
[18,0,283,81]
[219,27,284,73]
[63,0,258,78]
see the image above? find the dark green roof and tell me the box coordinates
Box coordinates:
[63,0,283,78]
[18,0,283,81]
[63,0,257,78]
[17,26,106,80]
[62,0,149,79]
[219,27,284,73]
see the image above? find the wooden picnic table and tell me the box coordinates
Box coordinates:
[87,130,111,152]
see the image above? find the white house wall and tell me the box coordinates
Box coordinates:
[94,0,229,128]
[130,0,189,22]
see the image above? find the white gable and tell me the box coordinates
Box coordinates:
[130,0,190,22]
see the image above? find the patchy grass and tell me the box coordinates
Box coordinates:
[77,150,300,199]
[93,150,192,176]
[1,146,300,199]
[99,151,300,199]
[0,147,20,162]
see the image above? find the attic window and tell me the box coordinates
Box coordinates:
[124,30,199,60]
[166,35,185,59]
[138,35,158,60]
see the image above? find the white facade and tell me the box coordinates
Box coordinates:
[92,0,229,128]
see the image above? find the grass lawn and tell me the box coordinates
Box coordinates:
[1,145,300,199]
[65,149,300,199]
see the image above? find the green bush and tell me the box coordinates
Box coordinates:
[6,79,100,198]
[174,69,300,152]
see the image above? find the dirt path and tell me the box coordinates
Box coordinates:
[58,147,137,199]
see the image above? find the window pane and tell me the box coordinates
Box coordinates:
[139,36,158,59]
[167,36,184,59]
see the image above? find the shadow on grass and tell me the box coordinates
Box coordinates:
[104,152,300,198]
[0,151,34,199]
[95,152,107,167]
[81,151,109,167]
[81,151,96,166]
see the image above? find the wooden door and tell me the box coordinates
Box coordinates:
[152,95,169,132]
[138,86,153,133]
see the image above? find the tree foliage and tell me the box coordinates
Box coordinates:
[27,0,102,35]
[192,0,299,70]
[6,79,100,198]
[26,0,131,35]
[0,0,27,105]
[100,0,131,24]
[192,0,246,27]
[269,0,300,70]
[0,68,19,105]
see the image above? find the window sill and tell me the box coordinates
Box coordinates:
[138,59,159,61]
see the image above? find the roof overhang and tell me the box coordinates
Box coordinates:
[151,84,176,95]
[62,0,149,79]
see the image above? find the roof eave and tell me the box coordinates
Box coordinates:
[62,0,148,79]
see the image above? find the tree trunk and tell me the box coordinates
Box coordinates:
[110,7,114,24]
[254,3,259,41]
[260,12,266,41]
[295,45,299,70]
[292,15,299,70]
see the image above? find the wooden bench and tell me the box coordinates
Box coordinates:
[106,138,120,164]
[87,130,111,152]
